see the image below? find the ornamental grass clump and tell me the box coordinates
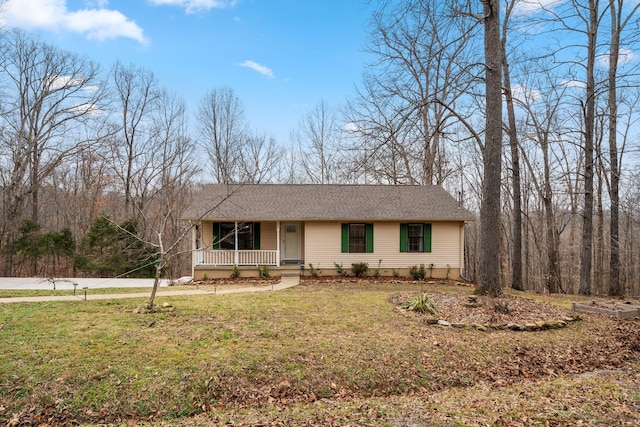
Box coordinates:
[407,292,438,315]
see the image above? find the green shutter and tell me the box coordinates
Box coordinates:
[424,223,432,253]
[253,222,261,250]
[212,222,220,249]
[366,223,374,253]
[399,223,407,253]
[341,223,349,253]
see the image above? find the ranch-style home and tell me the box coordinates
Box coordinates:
[182,184,475,280]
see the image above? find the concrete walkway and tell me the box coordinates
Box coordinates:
[0,275,301,304]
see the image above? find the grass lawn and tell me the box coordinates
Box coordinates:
[1,281,639,426]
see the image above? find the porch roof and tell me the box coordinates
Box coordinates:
[183,184,475,222]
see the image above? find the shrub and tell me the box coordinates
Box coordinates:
[409,264,427,280]
[392,268,400,278]
[230,264,240,278]
[308,263,322,277]
[373,259,382,278]
[407,292,437,315]
[351,262,369,278]
[258,265,270,278]
[334,262,348,277]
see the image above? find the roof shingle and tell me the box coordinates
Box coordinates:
[182,184,475,222]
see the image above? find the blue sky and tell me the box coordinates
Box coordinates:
[2,0,375,142]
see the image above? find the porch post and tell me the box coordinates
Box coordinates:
[191,222,197,278]
[234,221,239,265]
[276,221,281,266]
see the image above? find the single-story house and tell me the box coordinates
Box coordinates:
[182,184,475,279]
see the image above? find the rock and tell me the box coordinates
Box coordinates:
[437,320,451,327]
[507,322,525,331]
[162,302,172,308]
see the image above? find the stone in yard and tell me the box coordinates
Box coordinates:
[437,320,451,327]
[507,322,525,331]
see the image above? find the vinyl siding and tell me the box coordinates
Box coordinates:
[304,221,463,270]
[260,221,277,250]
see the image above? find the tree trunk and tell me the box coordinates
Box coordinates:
[578,0,598,296]
[608,0,621,296]
[476,0,502,297]
[501,21,523,291]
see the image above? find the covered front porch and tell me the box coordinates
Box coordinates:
[192,220,305,275]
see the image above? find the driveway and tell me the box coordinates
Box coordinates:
[0,275,300,304]
[0,277,178,290]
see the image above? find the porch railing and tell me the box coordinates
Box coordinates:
[194,249,278,266]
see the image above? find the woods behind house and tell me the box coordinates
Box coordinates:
[1,0,640,296]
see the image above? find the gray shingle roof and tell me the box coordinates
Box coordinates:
[183,184,475,222]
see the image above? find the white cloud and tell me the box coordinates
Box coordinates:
[3,0,147,44]
[513,0,565,16]
[598,47,639,67]
[148,0,238,14]
[343,122,360,133]
[46,74,85,90]
[237,60,275,79]
[561,79,586,89]
[510,84,542,104]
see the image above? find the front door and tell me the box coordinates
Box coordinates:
[281,223,301,262]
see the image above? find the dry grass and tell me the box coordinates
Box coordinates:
[1,281,640,426]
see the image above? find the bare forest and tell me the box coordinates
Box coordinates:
[1,0,640,297]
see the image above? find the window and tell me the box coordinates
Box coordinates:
[212,222,260,250]
[349,224,366,253]
[400,223,431,253]
[407,224,424,252]
[341,223,373,253]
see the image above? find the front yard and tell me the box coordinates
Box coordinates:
[1,281,640,426]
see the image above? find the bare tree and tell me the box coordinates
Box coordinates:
[292,101,340,184]
[123,90,199,307]
[238,131,282,184]
[475,0,502,296]
[606,0,640,296]
[197,86,247,184]
[0,30,107,275]
[109,60,161,220]
[501,0,523,291]
[346,0,480,186]
[578,0,603,295]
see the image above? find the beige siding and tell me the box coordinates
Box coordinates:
[260,221,278,250]
[201,221,213,249]
[304,221,463,272]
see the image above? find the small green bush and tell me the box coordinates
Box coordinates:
[258,265,270,278]
[308,263,322,277]
[334,262,347,277]
[351,262,369,278]
[373,259,382,278]
[230,264,240,279]
[409,264,427,280]
[407,292,437,315]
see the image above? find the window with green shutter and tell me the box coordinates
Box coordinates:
[400,223,431,253]
[341,223,374,253]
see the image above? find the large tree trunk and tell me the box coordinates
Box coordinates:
[578,0,598,296]
[608,0,621,296]
[476,0,502,297]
